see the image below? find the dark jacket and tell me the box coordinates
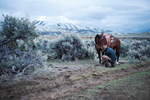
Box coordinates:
[104,47,116,63]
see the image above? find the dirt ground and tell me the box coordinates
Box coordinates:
[0,60,150,100]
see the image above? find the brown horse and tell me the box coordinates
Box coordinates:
[95,32,121,65]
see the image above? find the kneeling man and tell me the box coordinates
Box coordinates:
[101,45,116,67]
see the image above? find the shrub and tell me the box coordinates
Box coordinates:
[41,39,48,52]
[128,44,150,63]
[48,33,95,60]
[14,49,43,73]
[128,50,141,60]
[0,14,42,77]
[141,40,150,47]
[84,39,96,59]
[0,45,11,68]
[139,45,150,58]
[0,14,38,48]
[120,43,130,57]
[125,39,150,63]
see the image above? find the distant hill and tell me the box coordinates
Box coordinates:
[35,21,124,36]
[35,21,150,37]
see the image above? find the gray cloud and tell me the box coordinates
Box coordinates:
[0,0,150,33]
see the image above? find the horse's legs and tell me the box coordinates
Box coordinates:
[116,48,120,64]
[113,47,119,64]
[102,51,105,55]
[101,51,104,65]
[95,44,101,65]
[98,52,101,65]
[112,39,121,64]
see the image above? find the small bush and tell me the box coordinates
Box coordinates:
[41,39,48,52]
[125,40,150,63]
[128,50,141,60]
[141,40,150,47]
[0,45,11,68]
[139,45,150,58]
[128,44,150,63]
[120,43,130,57]
[14,49,43,73]
[48,33,95,60]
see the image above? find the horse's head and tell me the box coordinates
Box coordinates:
[95,32,106,50]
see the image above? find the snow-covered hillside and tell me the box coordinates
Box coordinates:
[35,21,122,36]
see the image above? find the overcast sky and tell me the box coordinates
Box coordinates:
[0,0,150,33]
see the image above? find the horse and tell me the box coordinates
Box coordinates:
[95,32,121,65]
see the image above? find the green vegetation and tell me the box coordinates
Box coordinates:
[64,69,150,100]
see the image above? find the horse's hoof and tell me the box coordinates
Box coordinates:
[116,62,119,64]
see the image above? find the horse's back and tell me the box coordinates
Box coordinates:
[105,35,121,48]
